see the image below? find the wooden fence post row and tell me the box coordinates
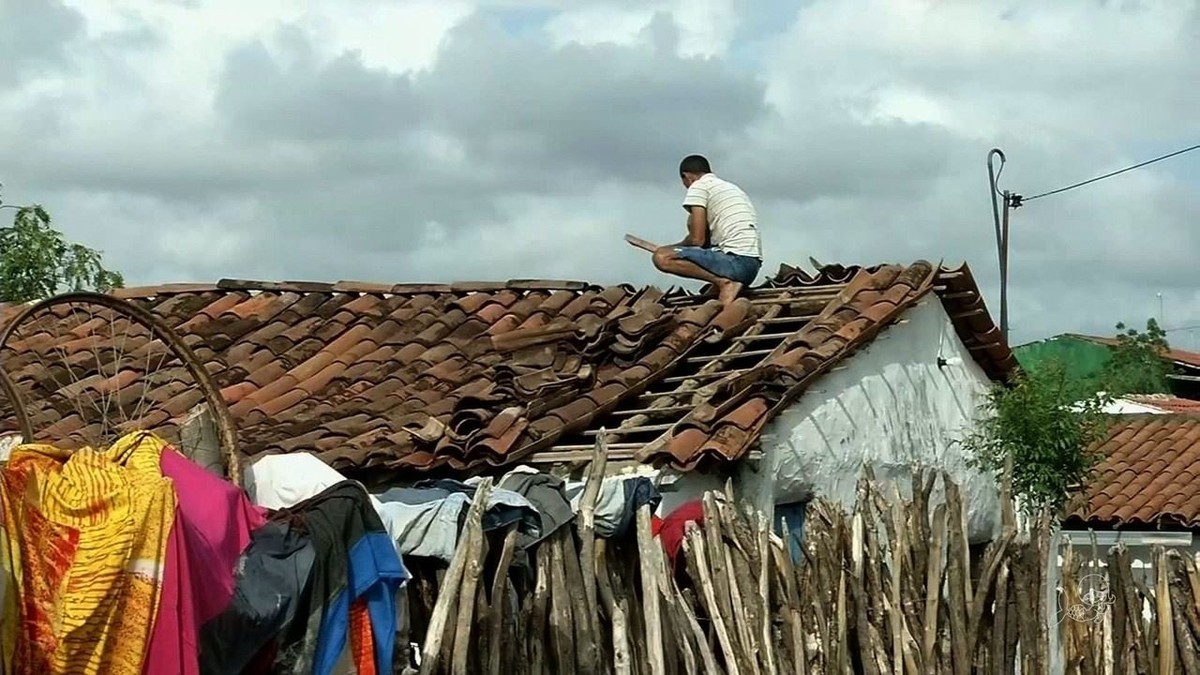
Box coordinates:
[402,446,1200,674]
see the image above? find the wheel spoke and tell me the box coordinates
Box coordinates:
[0,293,239,483]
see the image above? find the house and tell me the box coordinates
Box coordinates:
[1015,333,1200,398]
[1045,413,1200,669]
[1062,414,1200,568]
[0,260,1016,542]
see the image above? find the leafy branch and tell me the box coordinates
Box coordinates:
[1096,318,1170,396]
[965,360,1112,514]
[0,204,124,303]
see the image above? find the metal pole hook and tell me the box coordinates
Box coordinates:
[987,148,1010,341]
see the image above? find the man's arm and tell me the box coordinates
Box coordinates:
[672,205,707,247]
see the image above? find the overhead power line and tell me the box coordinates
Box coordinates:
[1019,142,1200,204]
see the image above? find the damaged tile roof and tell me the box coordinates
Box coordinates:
[0,260,1015,478]
[1066,415,1200,529]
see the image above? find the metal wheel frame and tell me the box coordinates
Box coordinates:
[0,292,241,484]
[0,363,32,443]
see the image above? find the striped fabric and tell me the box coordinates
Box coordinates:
[0,433,176,675]
[682,173,761,258]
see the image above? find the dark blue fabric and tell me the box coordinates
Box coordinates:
[773,502,808,565]
[198,520,316,675]
[673,245,762,285]
[609,477,661,538]
[378,486,447,505]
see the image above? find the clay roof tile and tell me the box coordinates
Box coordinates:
[0,259,1012,477]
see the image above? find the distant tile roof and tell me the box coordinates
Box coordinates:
[1122,394,1200,415]
[1066,415,1200,529]
[0,260,1015,478]
[1072,334,1200,370]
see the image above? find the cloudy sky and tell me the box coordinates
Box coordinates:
[1,0,1197,347]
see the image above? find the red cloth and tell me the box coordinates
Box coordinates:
[350,598,377,674]
[652,500,704,564]
[143,449,268,675]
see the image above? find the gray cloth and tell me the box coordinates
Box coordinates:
[498,470,574,547]
[374,492,471,561]
[374,485,541,561]
[566,475,662,538]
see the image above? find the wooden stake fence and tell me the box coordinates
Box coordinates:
[400,435,1200,674]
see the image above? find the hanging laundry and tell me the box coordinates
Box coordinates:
[198,519,316,675]
[653,500,705,565]
[409,479,541,534]
[0,433,176,675]
[143,447,268,675]
[371,491,471,562]
[498,470,575,548]
[564,475,662,539]
[272,481,409,675]
[243,452,407,553]
[373,483,541,561]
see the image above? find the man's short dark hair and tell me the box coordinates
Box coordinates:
[679,154,711,176]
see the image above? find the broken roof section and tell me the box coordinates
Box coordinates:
[0,260,1015,478]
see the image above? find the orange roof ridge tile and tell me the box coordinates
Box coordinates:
[217,279,336,293]
[111,283,223,299]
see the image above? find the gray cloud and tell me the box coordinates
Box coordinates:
[215,28,420,143]
[0,0,84,85]
[1,0,1198,349]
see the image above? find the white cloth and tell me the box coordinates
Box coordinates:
[0,432,22,462]
[682,173,761,258]
[243,452,407,555]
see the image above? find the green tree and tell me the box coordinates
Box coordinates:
[1095,319,1171,395]
[965,360,1112,514]
[0,204,124,303]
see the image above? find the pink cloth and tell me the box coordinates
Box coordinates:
[143,450,267,675]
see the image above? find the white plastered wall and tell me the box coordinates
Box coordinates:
[662,297,1002,541]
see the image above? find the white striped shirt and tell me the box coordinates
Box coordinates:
[682,174,761,259]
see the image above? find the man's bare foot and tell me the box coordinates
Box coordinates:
[715,279,743,307]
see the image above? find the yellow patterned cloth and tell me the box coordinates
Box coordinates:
[0,432,176,675]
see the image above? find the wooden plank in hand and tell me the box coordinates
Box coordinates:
[625,234,659,253]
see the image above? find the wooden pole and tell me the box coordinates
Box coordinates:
[451,482,494,675]
[578,430,609,652]
[595,539,634,675]
[686,523,742,675]
[421,478,494,675]
[1155,547,1175,675]
[637,503,668,675]
[758,514,779,675]
[487,526,520,675]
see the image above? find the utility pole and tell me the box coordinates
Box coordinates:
[987,149,1019,343]
[985,143,1200,344]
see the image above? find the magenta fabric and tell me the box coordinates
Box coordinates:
[143,449,267,675]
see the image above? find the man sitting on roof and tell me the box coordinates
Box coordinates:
[652,154,763,306]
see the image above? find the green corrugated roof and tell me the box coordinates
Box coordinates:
[1013,335,1114,382]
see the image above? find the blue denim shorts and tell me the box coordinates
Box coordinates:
[674,246,762,285]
